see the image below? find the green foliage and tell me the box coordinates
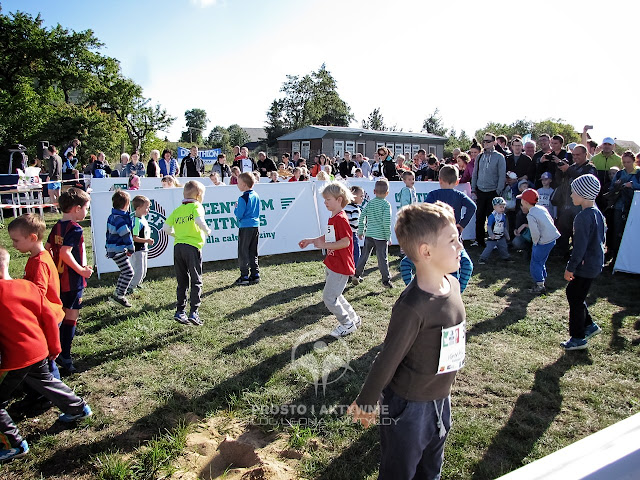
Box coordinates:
[180,108,208,144]
[206,124,250,156]
[474,118,580,144]
[422,108,448,137]
[0,7,174,166]
[265,64,353,147]
[362,107,387,131]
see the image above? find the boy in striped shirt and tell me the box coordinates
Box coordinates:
[352,180,393,288]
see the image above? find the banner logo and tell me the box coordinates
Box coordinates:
[147,200,169,259]
[281,197,295,210]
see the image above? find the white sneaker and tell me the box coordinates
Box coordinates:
[330,322,357,338]
[353,317,362,328]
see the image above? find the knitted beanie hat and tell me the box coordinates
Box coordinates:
[492,197,506,206]
[571,174,600,201]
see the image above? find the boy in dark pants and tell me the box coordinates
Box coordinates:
[163,181,211,326]
[0,248,92,463]
[349,202,466,479]
[562,174,605,350]
[234,172,261,286]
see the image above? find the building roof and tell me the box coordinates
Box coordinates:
[277,125,448,142]
[615,139,639,152]
[243,128,266,143]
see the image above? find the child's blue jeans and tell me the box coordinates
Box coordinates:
[530,240,555,283]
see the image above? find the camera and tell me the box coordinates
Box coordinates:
[557,160,567,167]
[544,153,555,161]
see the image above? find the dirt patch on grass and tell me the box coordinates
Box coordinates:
[171,417,301,480]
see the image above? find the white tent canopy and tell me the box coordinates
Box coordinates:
[614,191,640,275]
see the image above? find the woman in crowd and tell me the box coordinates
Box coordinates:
[379,147,399,181]
[608,150,640,261]
[458,152,471,183]
[122,152,145,177]
[147,150,161,177]
[310,154,327,177]
[159,149,178,176]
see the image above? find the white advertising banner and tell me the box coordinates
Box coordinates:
[315,179,475,244]
[91,182,322,275]
[90,177,225,193]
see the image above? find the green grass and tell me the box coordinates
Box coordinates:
[1,212,639,479]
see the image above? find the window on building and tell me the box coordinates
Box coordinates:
[429,145,437,155]
[301,141,310,160]
[412,144,420,156]
[345,141,355,155]
[292,141,300,155]
[334,141,344,157]
[356,142,366,155]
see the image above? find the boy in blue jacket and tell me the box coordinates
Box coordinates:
[562,174,606,350]
[106,190,135,307]
[234,172,261,285]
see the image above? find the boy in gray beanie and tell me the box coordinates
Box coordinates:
[562,174,605,350]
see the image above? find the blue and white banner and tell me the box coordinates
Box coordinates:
[176,146,222,164]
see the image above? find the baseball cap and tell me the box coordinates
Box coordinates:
[602,137,615,145]
[517,188,538,205]
[518,179,529,189]
[507,171,518,179]
[541,171,552,179]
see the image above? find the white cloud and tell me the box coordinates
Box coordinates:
[190,0,218,7]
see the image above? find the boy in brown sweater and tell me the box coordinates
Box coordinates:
[349,202,466,480]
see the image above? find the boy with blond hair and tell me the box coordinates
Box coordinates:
[352,179,393,288]
[349,202,465,479]
[299,182,361,337]
[45,188,93,373]
[163,180,212,326]
[129,195,154,292]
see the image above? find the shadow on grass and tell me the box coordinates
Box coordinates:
[471,352,593,480]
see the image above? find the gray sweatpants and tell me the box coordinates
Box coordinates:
[480,237,510,261]
[131,250,148,288]
[323,267,358,326]
[355,237,390,282]
[174,243,203,313]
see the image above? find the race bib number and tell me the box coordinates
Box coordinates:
[493,221,504,236]
[325,225,336,243]
[437,321,466,374]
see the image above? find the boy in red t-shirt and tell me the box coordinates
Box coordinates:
[9,213,65,380]
[0,248,92,464]
[44,188,93,373]
[299,182,361,337]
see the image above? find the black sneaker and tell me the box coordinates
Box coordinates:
[382,280,393,289]
[249,275,261,285]
[235,276,250,286]
[111,294,131,307]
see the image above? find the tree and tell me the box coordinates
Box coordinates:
[362,107,387,131]
[474,118,579,145]
[422,108,448,137]
[265,64,353,147]
[181,108,208,144]
[227,124,250,148]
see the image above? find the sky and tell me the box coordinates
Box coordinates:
[4,0,640,145]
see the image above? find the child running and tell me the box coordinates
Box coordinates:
[106,190,135,307]
[8,213,65,379]
[299,182,361,338]
[561,174,605,350]
[163,180,211,326]
[344,185,364,271]
[234,172,261,285]
[352,179,393,288]
[129,195,154,292]
[401,164,477,292]
[349,202,465,479]
[0,248,92,464]
[45,188,93,373]
[517,188,560,294]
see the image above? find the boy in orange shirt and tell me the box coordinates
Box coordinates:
[9,213,65,380]
[0,248,92,464]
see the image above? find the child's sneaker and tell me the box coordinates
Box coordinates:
[59,404,92,423]
[57,355,77,374]
[188,311,203,326]
[235,276,250,286]
[351,276,363,285]
[584,323,602,340]
[330,321,357,338]
[174,311,189,325]
[470,240,479,247]
[111,294,131,307]
[528,284,546,294]
[0,440,29,463]
[382,280,393,289]
[478,259,487,265]
[353,316,362,328]
[249,274,260,285]
[561,337,588,351]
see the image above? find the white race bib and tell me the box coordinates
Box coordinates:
[325,224,336,243]
[437,321,466,374]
